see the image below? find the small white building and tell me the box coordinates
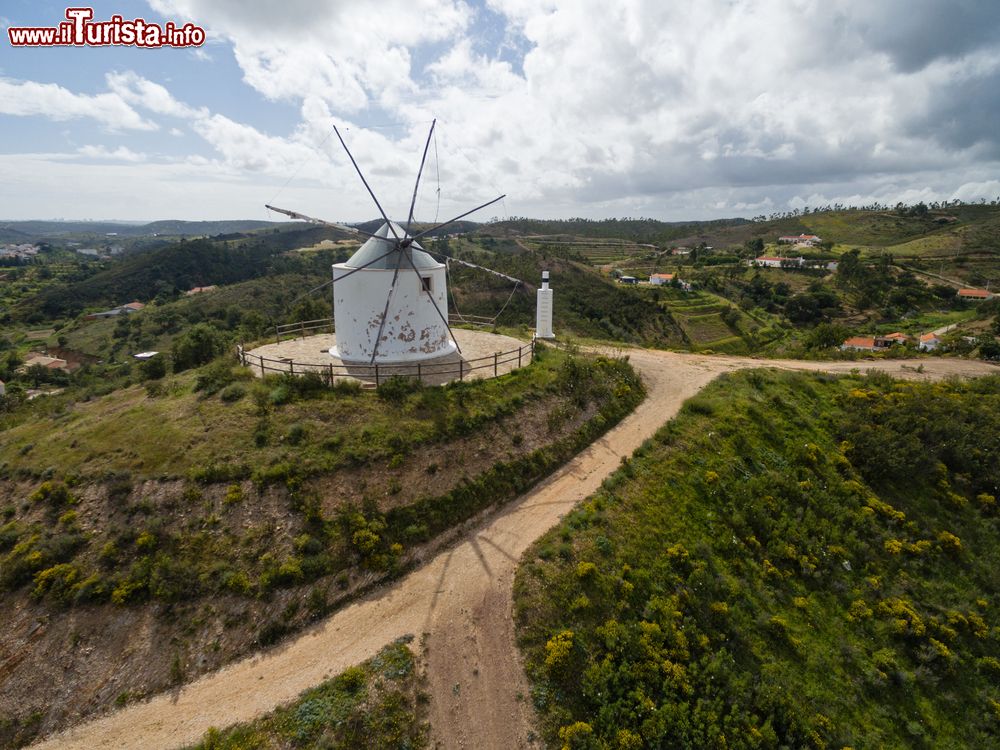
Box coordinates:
[750,256,804,268]
[919,333,941,351]
[649,272,691,290]
[332,222,453,364]
[778,234,822,246]
[841,336,878,352]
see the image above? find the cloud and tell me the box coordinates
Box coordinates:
[77,145,147,162]
[6,0,1000,220]
[106,71,209,119]
[0,78,157,131]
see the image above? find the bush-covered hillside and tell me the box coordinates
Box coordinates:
[0,346,643,747]
[16,225,352,320]
[515,369,1000,749]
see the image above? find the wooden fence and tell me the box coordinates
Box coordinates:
[239,339,535,387]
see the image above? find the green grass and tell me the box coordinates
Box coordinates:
[0,345,572,481]
[0,348,645,613]
[187,638,427,750]
[515,369,1000,749]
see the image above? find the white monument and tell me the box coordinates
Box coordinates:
[536,270,555,339]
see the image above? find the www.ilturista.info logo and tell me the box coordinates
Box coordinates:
[7,7,205,48]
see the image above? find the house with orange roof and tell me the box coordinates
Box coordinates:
[19,354,70,372]
[877,332,910,346]
[918,332,942,352]
[957,288,994,301]
[841,336,878,352]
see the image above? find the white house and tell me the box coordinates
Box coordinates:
[841,336,878,352]
[957,288,994,301]
[919,333,941,351]
[751,256,804,268]
[649,272,691,290]
[778,234,822,246]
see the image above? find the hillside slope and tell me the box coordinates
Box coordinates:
[0,348,642,747]
[516,368,1000,749]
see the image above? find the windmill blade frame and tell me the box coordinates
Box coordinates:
[333,125,401,244]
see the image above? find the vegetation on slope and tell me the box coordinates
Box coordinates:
[0,346,642,746]
[189,637,427,750]
[515,369,1000,749]
[436,247,686,346]
[15,225,352,320]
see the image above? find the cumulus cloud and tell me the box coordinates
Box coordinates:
[106,71,209,119]
[6,0,1000,220]
[0,78,157,131]
[77,145,147,162]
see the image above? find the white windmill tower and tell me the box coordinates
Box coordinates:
[267,120,520,366]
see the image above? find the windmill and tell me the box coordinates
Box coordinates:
[266,120,521,365]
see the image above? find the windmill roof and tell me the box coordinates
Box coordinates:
[344,222,439,271]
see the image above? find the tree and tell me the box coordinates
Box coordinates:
[806,323,850,350]
[745,238,764,256]
[290,296,329,323]
[171,323,225,372]
[141,354,167,380]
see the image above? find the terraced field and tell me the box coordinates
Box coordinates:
[658,290,746,352]
[518,237,659,266]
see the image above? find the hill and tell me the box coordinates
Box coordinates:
[0,346,642,746]
[0,219,287,240]
[13,225,354,320]
[516,368,1000,749]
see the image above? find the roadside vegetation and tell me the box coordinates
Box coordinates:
[515,369,1000,749]
[188,637,427,750]
[0,344,642,747]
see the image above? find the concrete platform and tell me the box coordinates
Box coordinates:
[243,328,533,386]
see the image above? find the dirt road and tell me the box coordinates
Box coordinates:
[31,352,996,750]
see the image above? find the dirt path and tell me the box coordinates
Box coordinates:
[31,353,997,750]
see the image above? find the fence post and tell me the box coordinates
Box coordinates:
[375,363,380,387]
[300,320,305,339]
[289,361,294,375]
[329,362,333,383]
[459,359,463,381]
[518,345,522,368]
[494,351,498,377]
[417,362,422,382]
[260,356,265,377]
[275,325,280,345]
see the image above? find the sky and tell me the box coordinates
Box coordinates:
[1,0,1000,223]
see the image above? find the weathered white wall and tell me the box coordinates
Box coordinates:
[331,263,454,363]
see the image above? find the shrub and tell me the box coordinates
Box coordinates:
[377,375,423,403]
[219,383,246,402]
[286,423,306,445]
[172,324,226,373]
